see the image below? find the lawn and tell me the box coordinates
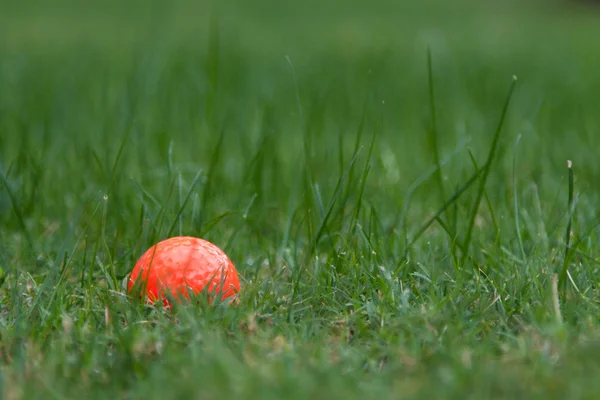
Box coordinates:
[2,0,600,398]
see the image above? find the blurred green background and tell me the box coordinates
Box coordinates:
[2,0,600,265]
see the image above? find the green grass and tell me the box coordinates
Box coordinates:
[2,0,600,398]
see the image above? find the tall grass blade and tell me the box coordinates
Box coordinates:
[198,126,226,229]
[401,164,485,264]
[559,160,575,294]
[512,134,527,262]
[460,75,517,266]
[167,169,203,237]
[467,149,499,234]
[427,47,446,203]
[0,169,34,250]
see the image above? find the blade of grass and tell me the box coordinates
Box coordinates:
[28,198,87,322]
[91,149,109,183]
[99,194,119,291]
[350,132,376,237]
[110,120,135,180]
[285,55,306,137]
[151,176,178,241]
[167,169,203,237]
[426,47,446,203]
[130,178,162,213]
[177,171,183,236]
[512,134,527,262]
[199,210,238,237]
[460,75,518,266]
[197,126,226,229]
[426,48,462,262]
[286,55,315,230]
[289,148,363,323]
[278,152,305,260]
[401,163,485,265]
[467,149,499,234]
[552,274,563,324]
[0,169,34,250]
[309,147,363,256]
[224,193,258,252]
[434,216,464,253]
[286,55,318,267]
[531,183,549,252]
[344,97,369,204]
[395,136,471,232]
[559,160,575,294]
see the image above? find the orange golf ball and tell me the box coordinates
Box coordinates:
[128,236,240,306]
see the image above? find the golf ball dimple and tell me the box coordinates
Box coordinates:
[128,236,240,305]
